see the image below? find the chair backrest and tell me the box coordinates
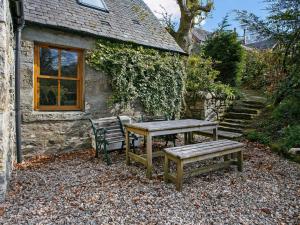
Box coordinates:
[140,115,168,122]
[89,117,125,142]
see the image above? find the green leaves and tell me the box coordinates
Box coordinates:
[186,54,235,100]
[203,31,245,87]
[87,39,186,116]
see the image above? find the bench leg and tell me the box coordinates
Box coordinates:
[237,151,243,172]
[176,160,184,191]
[164,155,170,183]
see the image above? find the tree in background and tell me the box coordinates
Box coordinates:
[162,0,214,53]
[236,0,300,104]
[203,16,245,87]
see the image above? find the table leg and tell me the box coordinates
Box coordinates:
[184,133,188,145]
[188,132,193,143]
[125,129,130,165]
[146,134,153,179]
[213,127,218,141]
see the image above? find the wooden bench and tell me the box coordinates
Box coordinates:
[164,140,244,191]
[89,116,137,165]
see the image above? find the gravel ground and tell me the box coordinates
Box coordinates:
[0,138,299,225]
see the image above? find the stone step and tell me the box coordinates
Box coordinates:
[230,107,259,115]
[223,118,251,124]
[242,100,266,107]
[198,130,243,139]
[239,103,265,110]
[224,112,254,120]
[219,121,247,129]
[219,126,244,134]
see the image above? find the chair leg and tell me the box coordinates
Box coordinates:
[131,139,136,154]
[103,143,111,165]
[173,135,176,147]
[95,142,100,158]
[165,136,169,147]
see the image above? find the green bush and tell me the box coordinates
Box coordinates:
[272,96,300,125]
[241,50,268,90]
[186,54,235,99]
[246,130,271,145]
[281,125,300,150]
[271,125,300,163]
[203,31,244,87]
[247,97,300,162]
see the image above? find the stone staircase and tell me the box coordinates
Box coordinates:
[200,91,267,139]
[217,100,266,139]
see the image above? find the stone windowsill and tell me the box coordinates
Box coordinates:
[22,111,90,123]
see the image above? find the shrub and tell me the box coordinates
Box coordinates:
[241,50,285,93]
[272,96,300,126]
[281,125,300,150]
[241,50,268,90]
[247,97,300,162]
[203,31,244,87]
[246,130,271,145]
[186,54,234,99]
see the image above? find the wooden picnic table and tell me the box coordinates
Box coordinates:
[125,119,218,178]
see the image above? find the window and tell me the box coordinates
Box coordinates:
[34,44,84,111]
[77,0,108,11]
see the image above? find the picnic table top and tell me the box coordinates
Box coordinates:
[125,119,218,132]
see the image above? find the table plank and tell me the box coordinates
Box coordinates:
[125,119,218,132]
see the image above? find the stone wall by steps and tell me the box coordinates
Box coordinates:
[0,0,16,202]
[185,92,230,121]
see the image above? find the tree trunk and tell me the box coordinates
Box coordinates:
[175,13,194,54]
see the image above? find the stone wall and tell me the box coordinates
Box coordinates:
[21,26,139,158]
[185,92,230,121]
[0,0,15,201]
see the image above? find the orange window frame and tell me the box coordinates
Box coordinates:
[34,44,84,111]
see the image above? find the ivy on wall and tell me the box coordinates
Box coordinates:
[87,40,187,116]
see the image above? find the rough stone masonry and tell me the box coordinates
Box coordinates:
[0,0,16,202]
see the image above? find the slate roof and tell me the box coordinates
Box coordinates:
[245,39,276,50]
[23,0,184,53]
[192,28,211,43]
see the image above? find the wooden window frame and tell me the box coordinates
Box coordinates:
[34,43,84,111]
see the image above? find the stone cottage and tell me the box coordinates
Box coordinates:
[0,0,184,201]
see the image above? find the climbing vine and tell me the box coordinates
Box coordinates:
[87,40,187,116]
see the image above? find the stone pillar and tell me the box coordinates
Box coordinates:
[185,91,231,121]
[0,0,15,202]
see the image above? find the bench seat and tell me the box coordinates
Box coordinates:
[164,140,244,191]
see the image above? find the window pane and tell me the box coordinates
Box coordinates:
[61,51,78,78]
[61,80,77,106]
[39,79,58,106]
[40,48,58,76]
[78,0,107,10]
